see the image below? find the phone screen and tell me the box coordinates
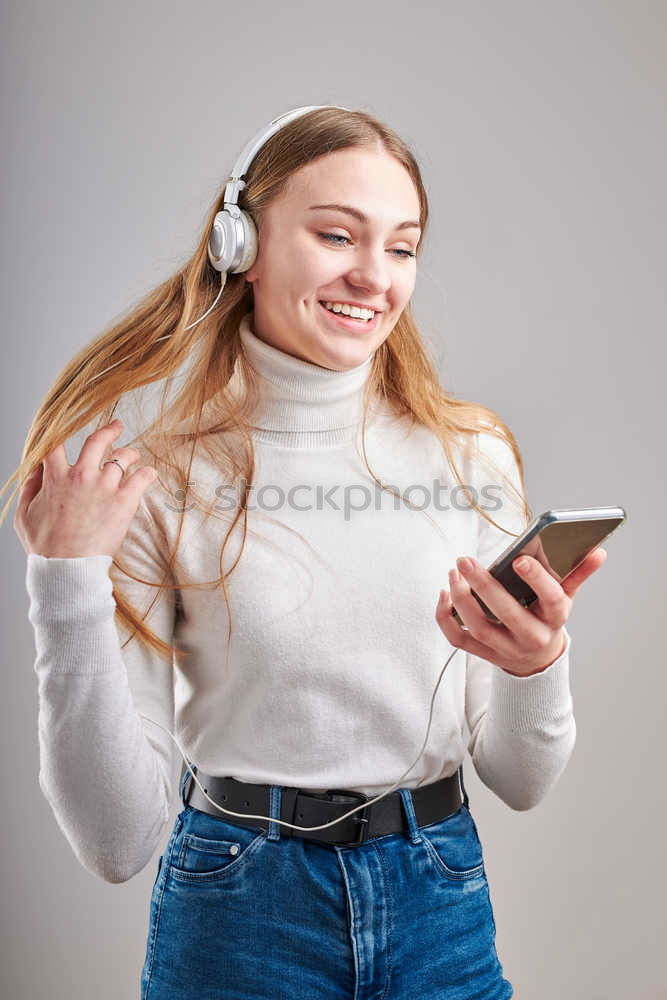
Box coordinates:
[451,508,625,626]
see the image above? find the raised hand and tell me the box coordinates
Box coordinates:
[13,419,158,559]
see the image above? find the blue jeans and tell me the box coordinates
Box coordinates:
[140,767,514,999]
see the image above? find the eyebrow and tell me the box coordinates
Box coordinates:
[307,202,421,232]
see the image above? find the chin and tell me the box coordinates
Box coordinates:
[317,343,372,371]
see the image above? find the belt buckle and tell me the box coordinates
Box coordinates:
[324,789,371,847]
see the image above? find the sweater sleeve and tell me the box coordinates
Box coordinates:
[26,494,178,883]
[464,430,576,810]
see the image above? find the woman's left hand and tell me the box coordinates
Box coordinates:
[435,547,608,676]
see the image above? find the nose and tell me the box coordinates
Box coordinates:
[345,252,392,297]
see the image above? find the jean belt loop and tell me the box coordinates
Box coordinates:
[267,785,283,841]
[459,763,469,808]
[180,761,197,809]
[398,788,423,845]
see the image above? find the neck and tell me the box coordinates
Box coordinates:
[237,310,377,449]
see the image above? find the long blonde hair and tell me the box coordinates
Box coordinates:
[1,107,531,664]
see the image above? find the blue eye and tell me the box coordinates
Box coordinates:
[317,233,416,259]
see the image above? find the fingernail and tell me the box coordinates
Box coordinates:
[515,557,529,572]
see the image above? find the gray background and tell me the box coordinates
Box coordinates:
[2,1,665,997]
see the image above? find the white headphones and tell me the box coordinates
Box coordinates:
[87,104,350,384]
[206,104,350,276]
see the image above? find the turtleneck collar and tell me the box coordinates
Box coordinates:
[237,310,376,449]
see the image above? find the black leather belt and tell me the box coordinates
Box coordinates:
[182,766,467,848]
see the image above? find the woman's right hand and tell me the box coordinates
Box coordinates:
[13,419,159,559]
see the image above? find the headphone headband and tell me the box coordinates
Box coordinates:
[208,105,350,273]
[223,105,350,209]
[86,105,352,384]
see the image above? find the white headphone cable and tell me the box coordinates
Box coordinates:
[138,643,463,835]
[87,272,228,386]
[87,265,467,833]
[95,269,468,834]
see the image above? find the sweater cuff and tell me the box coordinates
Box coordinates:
[26,554,115,627]
[488,627,573,732]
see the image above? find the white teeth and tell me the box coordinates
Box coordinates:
[323,301,375,321]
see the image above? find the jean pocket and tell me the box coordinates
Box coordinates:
[167,820,268,884]
[420,805,486,882]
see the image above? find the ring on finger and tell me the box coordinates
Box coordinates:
[101,452,126,475]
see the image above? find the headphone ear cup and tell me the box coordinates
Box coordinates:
[207,208,258,274]
[207,211,232,272]
[233,210,258,273]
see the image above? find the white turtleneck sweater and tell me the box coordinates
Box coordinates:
[25,311,575,883]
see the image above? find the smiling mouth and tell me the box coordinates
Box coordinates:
[317,301,380,331]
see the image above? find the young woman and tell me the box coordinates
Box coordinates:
[6,105,605,999]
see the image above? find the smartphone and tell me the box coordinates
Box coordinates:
[450,506,627,627]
